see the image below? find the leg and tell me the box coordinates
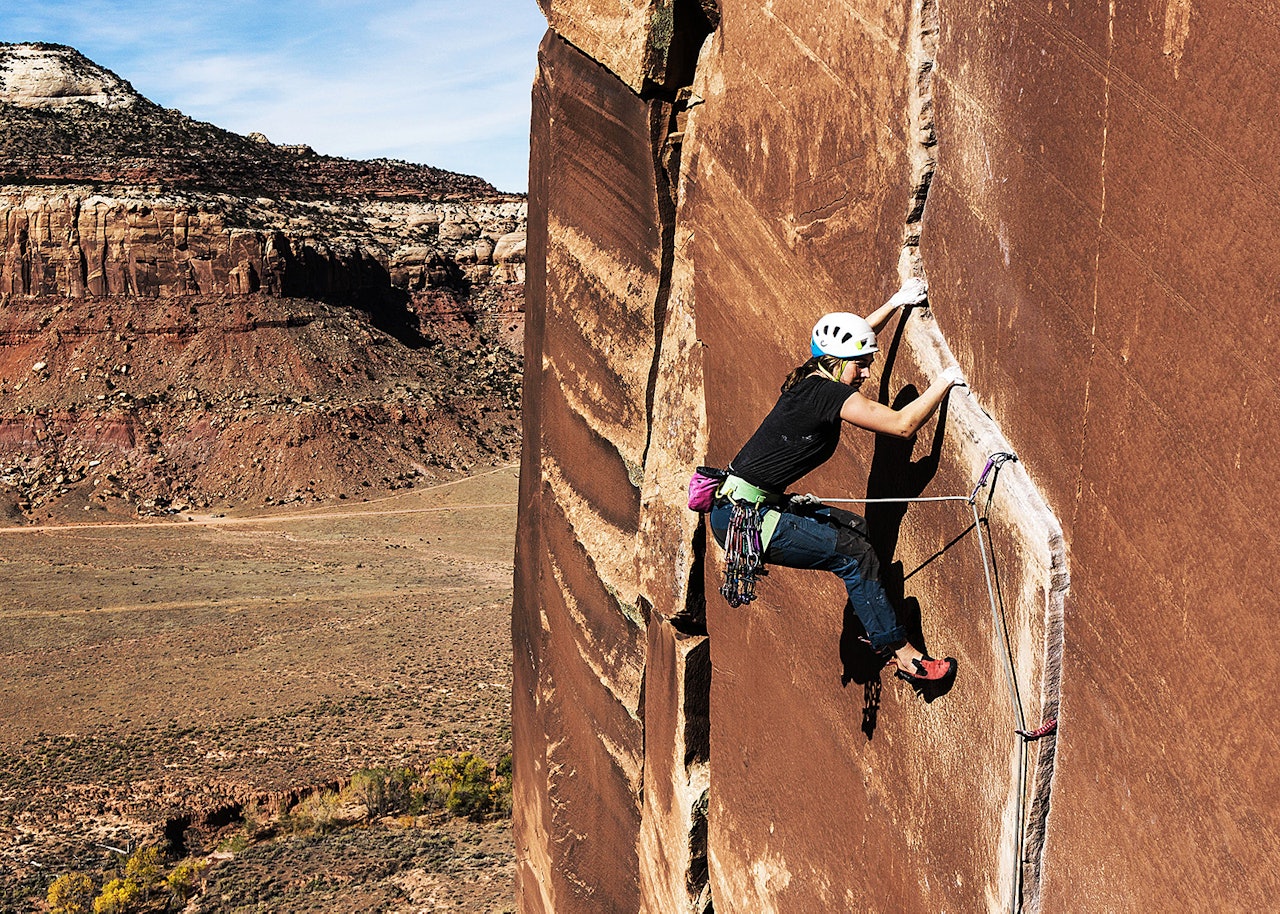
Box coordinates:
[708,501,731,547]
[763,510,906,651]
[769,508,954,682]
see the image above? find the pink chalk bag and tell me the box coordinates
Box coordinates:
[687,466,728,512]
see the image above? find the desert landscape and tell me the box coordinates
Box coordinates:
[1,467,519,913]
[0,41,527,913]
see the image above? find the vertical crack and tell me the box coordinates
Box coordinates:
[1019,543,1068,914]
[899,3,1067,911]
[639,0,718,475]
[637,6,719,912]
[900,0,940,280]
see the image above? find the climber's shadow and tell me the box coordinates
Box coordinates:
[838,609,885,739]
[865,387,948,562]
[838,587,923,688]
[836,308,961,734]
[839,607,886,687]
[864,303,947,558]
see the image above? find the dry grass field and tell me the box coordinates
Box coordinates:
[0,467,519,912]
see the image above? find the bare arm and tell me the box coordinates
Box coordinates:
[864,300,901,334]
[840,376,959,438]
[865,277,929,333]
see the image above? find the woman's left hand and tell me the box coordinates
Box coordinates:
[887,277,928,309]
[941,366,968,389]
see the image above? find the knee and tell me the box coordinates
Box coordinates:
[835,530,881,583]
[830,553,865,585]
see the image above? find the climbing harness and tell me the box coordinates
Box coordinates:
[717,474,783,506]
[710,474,786,607]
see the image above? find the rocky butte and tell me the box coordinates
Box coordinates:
[0,42,527,521]
[513,1,1277,912]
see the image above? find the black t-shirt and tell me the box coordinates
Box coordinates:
[729,374,853,493]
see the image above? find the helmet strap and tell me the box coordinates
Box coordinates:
[815,357,848,384]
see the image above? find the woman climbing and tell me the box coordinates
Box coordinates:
[707,279,967,684]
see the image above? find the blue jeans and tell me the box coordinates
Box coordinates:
[710,501,906,651]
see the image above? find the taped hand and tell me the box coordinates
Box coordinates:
[887,277,929,309]
[789,493,823,507]
[941,365,968,389]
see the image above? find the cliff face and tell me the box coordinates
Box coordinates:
[0,43,137,109]
[0,44,526,520]
[515,2,1279,913]
[0,191,525,304]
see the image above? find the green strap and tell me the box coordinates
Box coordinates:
[760,508,781,552]
[718,475,784,553]
[718,474,782,505]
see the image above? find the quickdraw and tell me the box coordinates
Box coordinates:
[720,502,765,607]
[968,451,1018,505]
[1016,717,1058,741]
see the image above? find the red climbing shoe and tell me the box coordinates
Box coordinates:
[894,655,956,684]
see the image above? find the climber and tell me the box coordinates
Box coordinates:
[708,278,967,684]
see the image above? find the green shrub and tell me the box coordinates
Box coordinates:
[123,845,163,894]
[92,877,141,914]
[47,873,94,914]
[284,789,343,834]
[426,751,495,821]
[166,859,208,906]
[217,830,250,854]
[345,766,419,817]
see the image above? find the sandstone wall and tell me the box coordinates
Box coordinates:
[513,32,668,913]
[922,0,1280,908]
[516,1,1278,912]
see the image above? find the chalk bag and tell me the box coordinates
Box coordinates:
[721,502,764,607]
[687,466,728,512]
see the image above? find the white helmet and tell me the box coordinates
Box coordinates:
[810,312,878,358]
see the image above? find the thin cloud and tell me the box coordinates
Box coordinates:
[0,0,544,191]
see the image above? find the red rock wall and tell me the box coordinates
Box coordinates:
[923,0,1280,909]
[513,31,667,914]
[516,0,1278,912]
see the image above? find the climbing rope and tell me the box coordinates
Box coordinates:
[965,453,1039,914]
[818,452,1055,914]
[967,453,1026,733]
[814,451,1051,737]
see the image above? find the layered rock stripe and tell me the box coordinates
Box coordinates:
[515,1,1278,913]
[1,192,525,300]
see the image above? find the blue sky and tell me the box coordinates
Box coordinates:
[0,1,547,193]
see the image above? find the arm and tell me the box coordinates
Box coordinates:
[865,277,929,333]
[864,300,901,334]
[840,374,961,438]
